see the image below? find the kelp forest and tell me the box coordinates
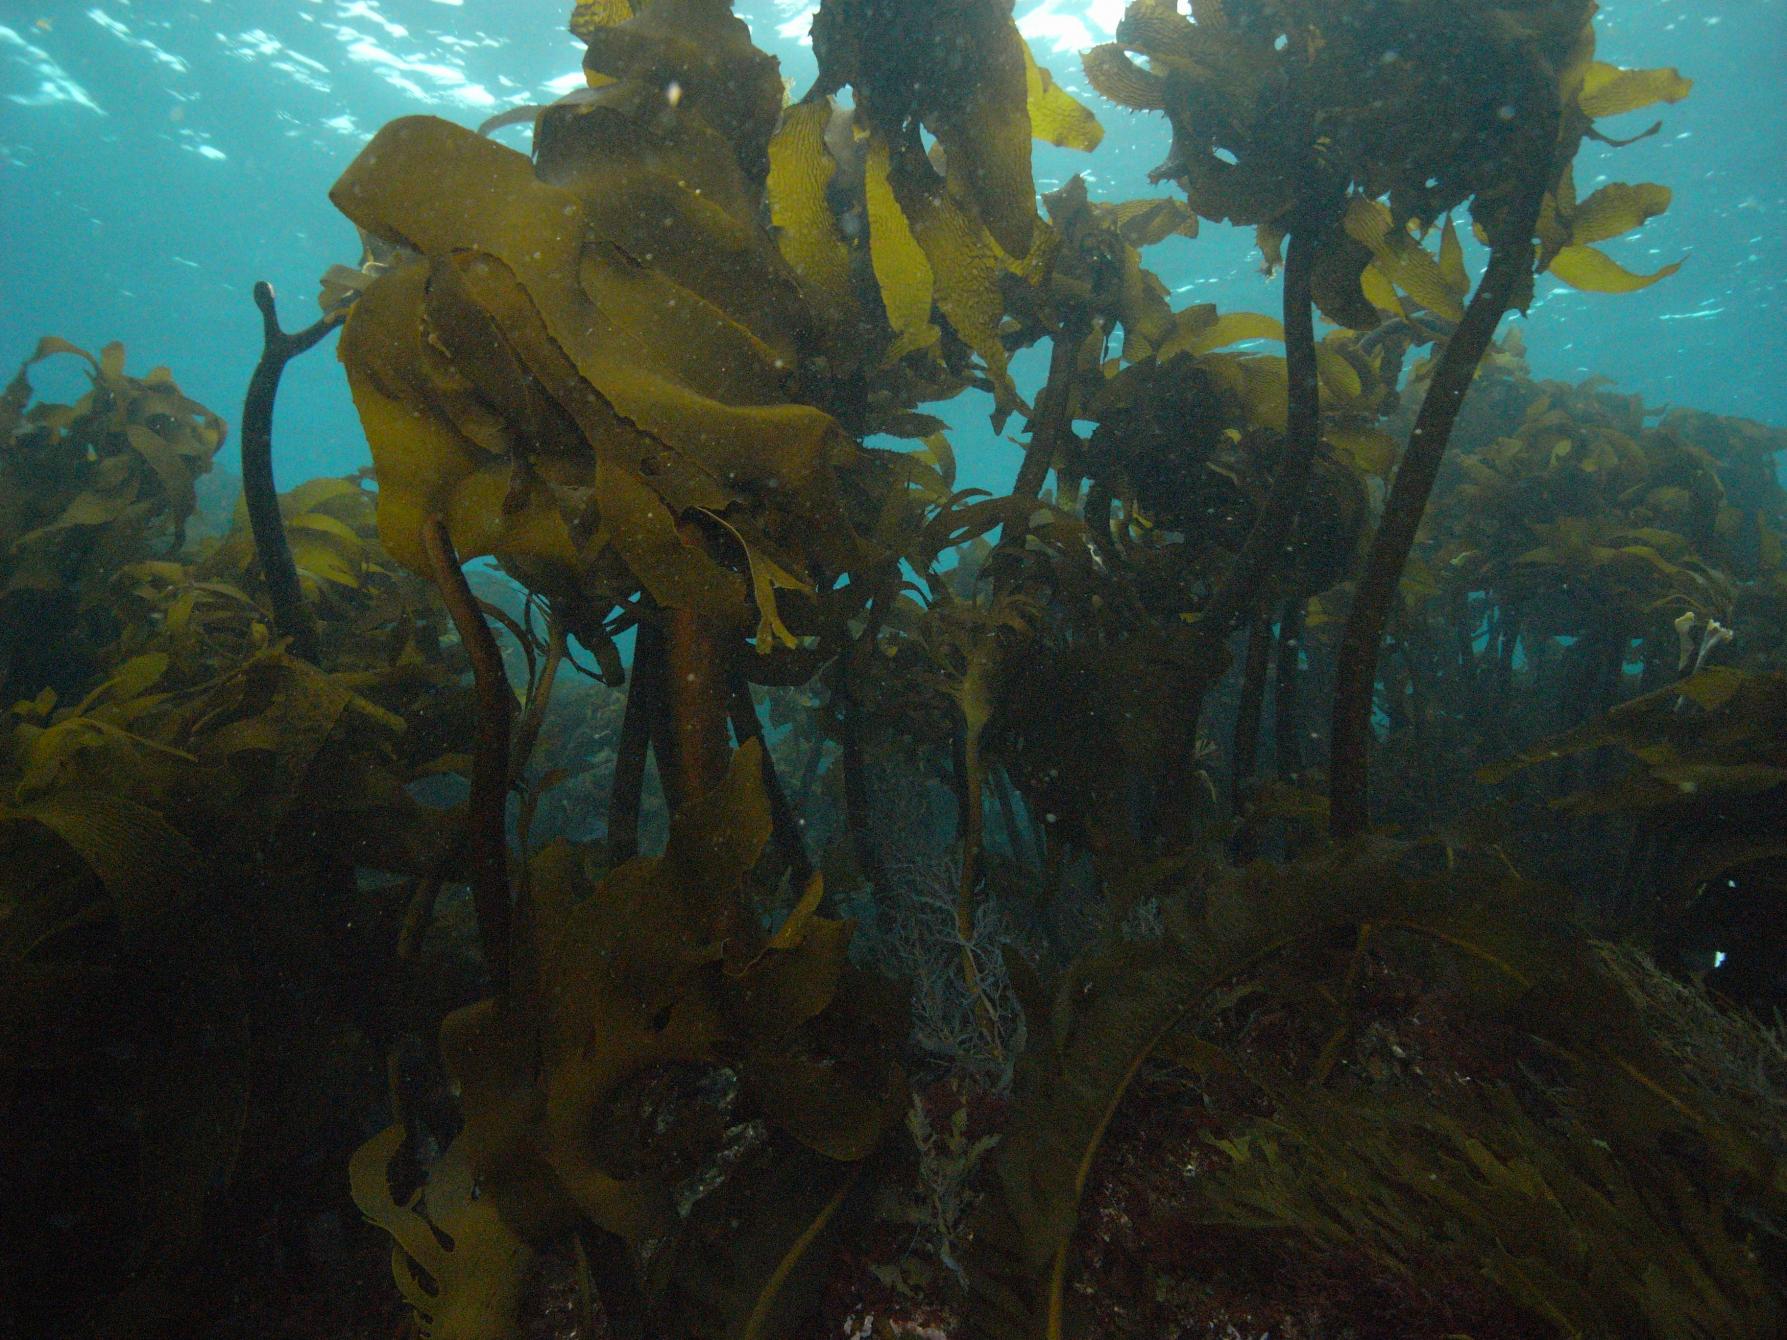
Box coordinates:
[4,2,1785,1338]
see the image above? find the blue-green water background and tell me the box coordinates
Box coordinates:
[2,0,1782,496]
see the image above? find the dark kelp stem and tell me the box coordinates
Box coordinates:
[1274,597,1306,775]
[1200,229,1321,642]
[607,621,660,866]
[1229,602,1274,862]
[726,670,814,885]
[1000,308,1089,556]
[422,516,515,996]
[658,606,732,809]
[838,670,878,885]
[1230,603,1273,812]
[1175,223,1321,794]
[1329,173,1553,838]
[242,281,340,665]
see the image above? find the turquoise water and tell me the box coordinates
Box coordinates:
[2,0,1781,492]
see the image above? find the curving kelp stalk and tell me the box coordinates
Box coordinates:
[1190,222,1325,653]
[1327,160,1559,836]
[240,281,343,665]
[421,515,517,995]
[1081,0,1691,834]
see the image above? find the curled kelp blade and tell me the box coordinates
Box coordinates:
[329,106,878,666]
[353,742,905,1337]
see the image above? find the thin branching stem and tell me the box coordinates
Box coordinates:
[241,281,342,664]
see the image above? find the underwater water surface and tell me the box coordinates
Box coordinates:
[1,1,1782,487]
[3,4,1786,1339]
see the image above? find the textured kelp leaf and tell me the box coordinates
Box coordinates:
[1309,226,1386,329]
[701,508,808,653]
[742,1056,902,1163]
[331,107,875,643]
[123,424,198,517]
[891,147,1019,418]
[924,2,1035,258]
[965,837,1777,1339]
[1156,308,1283,361]
[809,0,1040,254]
[863,137,939,363]
[765,99,857,319]
[1577,61,1693,118]
[24,334,99,368]
[1103,196,1198,247]
[1113,248,1175,362]
[662,735,774,893]
[1024,43,1103,150]
[2,334,222,613]
[1475,668,1777,786]
[919,431,956,490]
[1437,216,1469,294]
[964,843,1425,1337]
[1547,244,1683,293]
[1,792,197,929]
[1568,181,1673,246]
[1082,43,1167,111]
[1328,426,1399,478]
[334,115,842,477]
[1344,198,1466,322]
[568,0,637,39]
[200,652,355,766]
[338,263,572,573]
[724,880,850,1042]
[1201,350,1290,431]
[78,651,170,711]
[290,534,362,588]
[1315,345,1363,401]
[1199,1085,1777,1340]
[380,737,902,1334]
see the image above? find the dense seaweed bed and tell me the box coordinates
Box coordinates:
[3,2,1784,1338]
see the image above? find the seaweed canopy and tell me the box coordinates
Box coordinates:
[330,0,883,671]
[1087,0,1689,323]
[0,339,225,701]
[776,0,1104,419]
[809,0,1054,259]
